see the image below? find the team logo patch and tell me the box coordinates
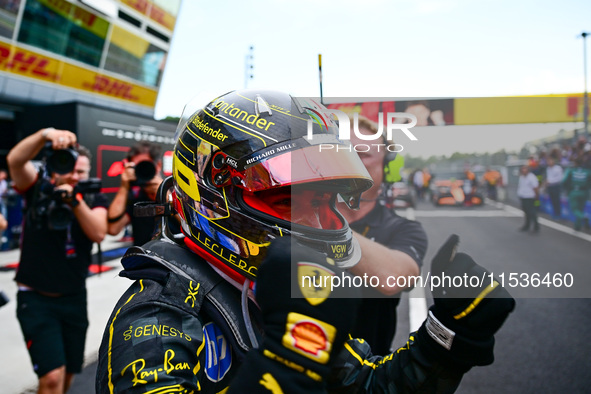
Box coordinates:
[282,312,336,364]
[297,262,334,305]
[184,280,200,308]
[203,323,232,382]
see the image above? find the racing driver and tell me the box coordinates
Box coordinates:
[96,89,515,393]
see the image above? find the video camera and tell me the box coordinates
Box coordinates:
[29,145,102,230]
[33,178,102,230]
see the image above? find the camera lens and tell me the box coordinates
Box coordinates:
[134,161,156,185]
[48,204,73,230]
[47,149,78,174]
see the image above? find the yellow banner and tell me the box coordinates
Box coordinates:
[0,40,157,107]
[454,96,579,125]
[39,0,109,39]
[110,25,150,59]
[120,0,148,14]
[148,2,177,30]
[120,0,178,31]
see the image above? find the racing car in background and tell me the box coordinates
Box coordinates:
[430,172,484,207]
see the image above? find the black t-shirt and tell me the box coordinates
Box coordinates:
[349,202,427,355]
[127,187,160,246]
[15,178,108,294]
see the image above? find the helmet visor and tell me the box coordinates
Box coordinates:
[235,144,373,199]
[242,188,345,230]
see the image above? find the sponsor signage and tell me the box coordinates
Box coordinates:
[0,40,158,107]
[327,96,586,127]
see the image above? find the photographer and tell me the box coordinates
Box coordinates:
[7,127,107,394]
[107,141,163,246]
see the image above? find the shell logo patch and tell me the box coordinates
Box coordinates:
[297,262,334,306]
[282,312,336,364]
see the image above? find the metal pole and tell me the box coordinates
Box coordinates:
[244,46,254,89]
[583,32,589,139]
[318,54,324,105]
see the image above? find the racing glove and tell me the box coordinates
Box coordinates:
[418,234,515,370]
[228,237,360,393]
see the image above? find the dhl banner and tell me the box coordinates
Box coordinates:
[0,40,158,107]
[326,95,586,126]
[120,0,179,31]
[39,0,109,39]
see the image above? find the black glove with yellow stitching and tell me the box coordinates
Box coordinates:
[228,238,360,393]
[417,234,515,370]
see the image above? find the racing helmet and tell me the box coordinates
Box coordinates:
[172,89,373,285]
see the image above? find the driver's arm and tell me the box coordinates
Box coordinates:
[349,218,426,296]
[350,232,421,295]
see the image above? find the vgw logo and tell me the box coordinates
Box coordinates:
[304,106,418,153]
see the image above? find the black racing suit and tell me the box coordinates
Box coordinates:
[96,239,465,393]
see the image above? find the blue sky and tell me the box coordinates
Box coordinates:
[153,0,590,156]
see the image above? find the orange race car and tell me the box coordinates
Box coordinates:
[431,178,484,207]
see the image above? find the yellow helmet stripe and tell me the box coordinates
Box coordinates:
[174,153,201,202]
